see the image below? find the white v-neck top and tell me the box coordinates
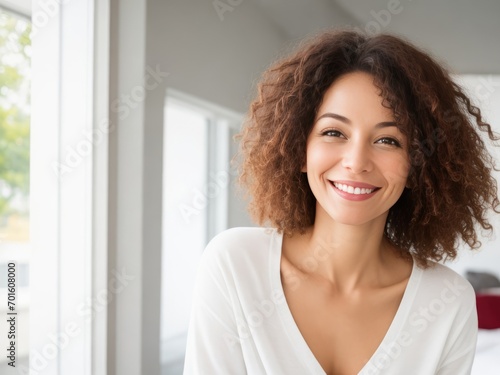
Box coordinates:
[183,227,478,375]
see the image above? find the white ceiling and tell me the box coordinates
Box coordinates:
[2,0,498,73]
[254,0,500,74]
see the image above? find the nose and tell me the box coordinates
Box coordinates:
[341,140,373,174]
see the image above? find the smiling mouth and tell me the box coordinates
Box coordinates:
[330,181,380,195]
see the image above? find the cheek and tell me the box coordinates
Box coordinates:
[307,143,337,170]
[384,155,410,186]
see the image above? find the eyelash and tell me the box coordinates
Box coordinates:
[320,129,402,148]
[377,137,402,147]
[322,129,344,138]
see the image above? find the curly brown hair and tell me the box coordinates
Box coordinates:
[234,29,499,267]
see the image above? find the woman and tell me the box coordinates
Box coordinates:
[183,30,499,374]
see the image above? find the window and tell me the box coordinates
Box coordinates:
[0,6,30,371]
[160,89,246,374]
[29,0,96,372]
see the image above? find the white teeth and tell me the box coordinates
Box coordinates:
[333,182,375,195]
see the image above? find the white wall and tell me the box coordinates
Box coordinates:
[147,0,289,114]
[445,75,500,278]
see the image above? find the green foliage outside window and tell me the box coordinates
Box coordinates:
[0,8,31,220]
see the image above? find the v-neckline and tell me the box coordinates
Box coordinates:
[270,228,422,375]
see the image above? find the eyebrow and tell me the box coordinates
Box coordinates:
[315,112,397,129]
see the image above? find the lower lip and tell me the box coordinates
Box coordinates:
[329,181,379,201]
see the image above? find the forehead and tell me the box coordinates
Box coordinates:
[315,71,395,123]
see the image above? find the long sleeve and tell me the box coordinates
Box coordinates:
[437,299,478,375]
[183,243,247,375]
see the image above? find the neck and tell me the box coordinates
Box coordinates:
[287,205,396,293]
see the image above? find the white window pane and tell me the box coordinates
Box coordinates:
[161,101,208,373]
[0,8,30,372]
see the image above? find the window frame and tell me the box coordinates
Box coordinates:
[0,0,31,17]
[30,0,101,374]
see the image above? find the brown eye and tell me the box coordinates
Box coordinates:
[322,129,344,138]
[376,137,401,147]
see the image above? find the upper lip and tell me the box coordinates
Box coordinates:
[329,180,380,189]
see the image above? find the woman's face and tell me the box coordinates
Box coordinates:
[303,71,410,226]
